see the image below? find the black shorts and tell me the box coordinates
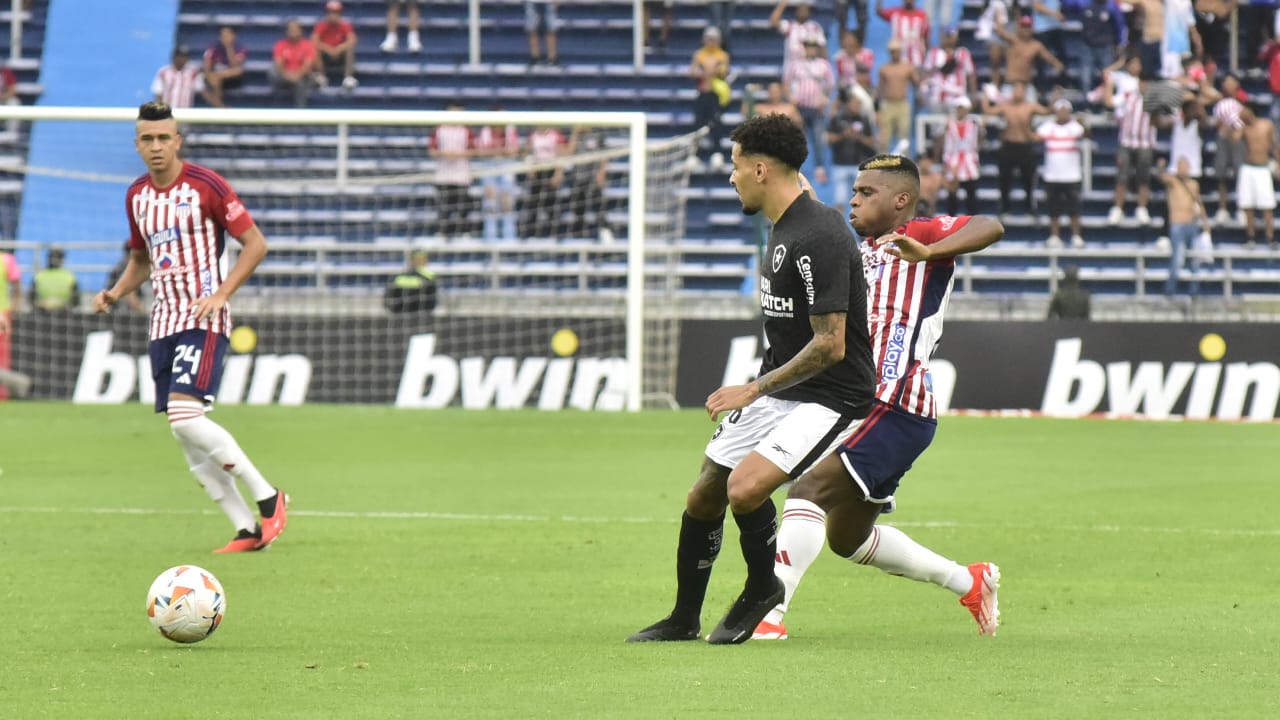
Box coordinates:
[1045,181,1081,217]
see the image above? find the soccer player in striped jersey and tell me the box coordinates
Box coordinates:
[628,113,876,645]
[753,154,1005,641]
[92,101,288,554]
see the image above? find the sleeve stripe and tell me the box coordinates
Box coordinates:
[184,165,231,198]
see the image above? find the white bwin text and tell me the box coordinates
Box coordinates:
[73,331,311,405]
[1043,338,1280,420]
[395,333,627,410]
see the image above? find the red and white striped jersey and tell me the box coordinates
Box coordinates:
[880,8,930,66]
[431,124,473,185]
[942,116,981,181]
[474,124,519,153]
[860,214,971,418]
[923,47,974,108]
[1117,92,1154,148]
[126,163,255,340]
[784,56,835,110]
[528,128,565,162]
[777,19,826,69]
[834,47,876,89]
[1212,97,1244,131]
[150,63,206,109]
[1036,118,1086,182]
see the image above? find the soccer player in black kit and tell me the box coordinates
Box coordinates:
[627,113,877,645]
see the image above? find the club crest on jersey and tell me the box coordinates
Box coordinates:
[149,227,179,247]
[771,245,786,273]
[175,201,192,221]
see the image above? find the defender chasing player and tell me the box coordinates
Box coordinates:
[755,154,1006,641]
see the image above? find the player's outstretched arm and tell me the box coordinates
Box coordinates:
[189,224,268,320]
[877,215,1004,262]
[94,248,151,313]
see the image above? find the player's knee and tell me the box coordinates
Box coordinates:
[167,404,205,442]
[725,476,770,515]
[687,460,730,518]
[828,526,872,559]
[686,483,726,520]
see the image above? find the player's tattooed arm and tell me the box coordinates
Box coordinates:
[704,313,846,420]
[705,312,846,421]
[754,312,847,396]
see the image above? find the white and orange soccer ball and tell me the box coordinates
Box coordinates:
[145,565,226,644]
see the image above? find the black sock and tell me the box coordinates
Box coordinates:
[672,511,724,624]
[234,524,262,540]
[733,498,778,596]
[257,492,279,519]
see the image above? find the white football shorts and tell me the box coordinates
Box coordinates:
[704,394,865,478]
[1236,164,1276,211]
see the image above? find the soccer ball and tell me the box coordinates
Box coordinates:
[145,565,226,644]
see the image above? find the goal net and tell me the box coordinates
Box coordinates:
[0,107,700,410]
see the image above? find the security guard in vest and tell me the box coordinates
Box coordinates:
[31,247,80,312]
[384,249,438,314]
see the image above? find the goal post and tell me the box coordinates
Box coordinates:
[0,105,700,411]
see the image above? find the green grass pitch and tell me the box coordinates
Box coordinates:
[1,404,1277,718]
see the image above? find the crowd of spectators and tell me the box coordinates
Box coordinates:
[717,0,1280,269]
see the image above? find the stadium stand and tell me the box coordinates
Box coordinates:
[7,0,1280,309]
[0,0,47,243]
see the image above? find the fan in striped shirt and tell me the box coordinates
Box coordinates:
[150,46,211,109]
[92,102,288,554]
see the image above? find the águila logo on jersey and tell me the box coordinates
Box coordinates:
[149,227,179,247]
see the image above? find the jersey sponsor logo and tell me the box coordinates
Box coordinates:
[771,245,786,273]
[153,264,195,279]
[760,276,772,294]
[760,290,795,317]
[157,253,176,270]
[200,269,214,298]
[149,227,180,247]
[796,254,814,306]
[225,199,246,223]
[937,215,958,232]
[882,323,909,380]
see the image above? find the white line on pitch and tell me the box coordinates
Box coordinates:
[1,506,1279,537]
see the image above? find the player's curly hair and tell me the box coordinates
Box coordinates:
[137,101,174,122]
[730,113,808,171]
[858,153,920,185]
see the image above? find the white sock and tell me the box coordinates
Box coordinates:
[847,524,972,596]
[763,499,828,625]
[168,401,277,502]
[179,441,256,532]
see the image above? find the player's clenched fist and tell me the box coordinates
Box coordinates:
[92,290,118,313]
